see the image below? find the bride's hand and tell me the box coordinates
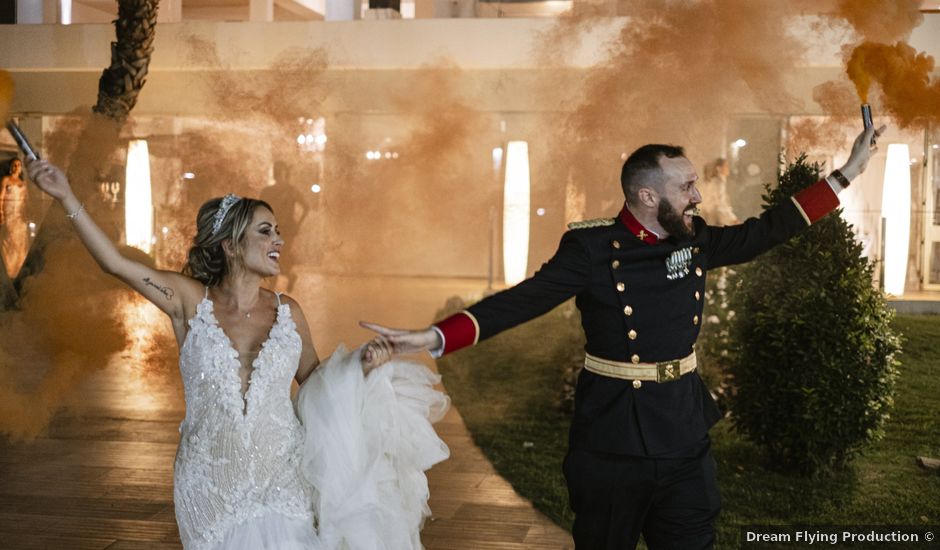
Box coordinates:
[26,159,74,202]
[361,336,393,373]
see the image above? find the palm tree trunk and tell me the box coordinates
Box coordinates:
[94,0,159,124]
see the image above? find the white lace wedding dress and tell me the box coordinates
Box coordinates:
[173,293,450,550]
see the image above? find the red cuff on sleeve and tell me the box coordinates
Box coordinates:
[791,178,840,225]
[435,311,480,355]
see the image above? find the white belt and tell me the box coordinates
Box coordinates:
[584,351,697,384]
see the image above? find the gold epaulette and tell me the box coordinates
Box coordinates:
[567,217,616,230]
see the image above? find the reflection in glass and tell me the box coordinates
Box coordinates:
[933,141,940,227]
[930,243,940,285]
[1,158,29,278]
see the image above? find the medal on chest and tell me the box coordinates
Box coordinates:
[665,246,693,280]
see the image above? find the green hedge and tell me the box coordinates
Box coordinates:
[725,156,901,476]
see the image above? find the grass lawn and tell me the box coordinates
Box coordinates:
[437,308,940,548]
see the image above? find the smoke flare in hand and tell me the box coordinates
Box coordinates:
[830,0,938,129]
[845,41,940,128]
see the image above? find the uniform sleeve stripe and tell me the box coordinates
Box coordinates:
[463,309,481,345]
[435,311,480,355]
[792,178,840,225]
[790,195,812,225]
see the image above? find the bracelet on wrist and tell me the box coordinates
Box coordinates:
[66,203,85,220]
[829,169,851,189]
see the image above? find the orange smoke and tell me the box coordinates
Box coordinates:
[0,107,168,440]
[787,79,859,163]
[837,0,923,44]
[182,36,497,278]
[0,238,133,440]
[0,69,13,125]
[846,45,873,103]
[845,41,940,128]
[831,0,936,128]
[540,0,809,216]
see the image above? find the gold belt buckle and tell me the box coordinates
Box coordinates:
[656,359,681,382]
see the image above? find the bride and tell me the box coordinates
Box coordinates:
[27,159,450,550]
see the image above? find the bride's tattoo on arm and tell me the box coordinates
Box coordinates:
[143,277,175,300]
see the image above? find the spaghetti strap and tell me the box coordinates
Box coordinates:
[204,286,209,299]
[275,291,282,306]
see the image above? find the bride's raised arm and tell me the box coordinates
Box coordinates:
[27,159,200,325]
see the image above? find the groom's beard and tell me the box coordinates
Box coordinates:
[658,200,696,241]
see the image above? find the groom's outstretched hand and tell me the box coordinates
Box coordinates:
[359,321,443,355]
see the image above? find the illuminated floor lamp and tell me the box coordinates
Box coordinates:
[881,143,910,296]
[503,141,530,285]
[59,0,72,24]
[125,139,154,254]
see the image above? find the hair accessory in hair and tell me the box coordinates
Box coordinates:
[211,194,242,235]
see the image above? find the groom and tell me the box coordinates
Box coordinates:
[364,124,883,549]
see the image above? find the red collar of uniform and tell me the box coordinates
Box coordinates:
[618,203,659,245]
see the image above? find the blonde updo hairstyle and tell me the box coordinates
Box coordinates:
[182,196,274,287]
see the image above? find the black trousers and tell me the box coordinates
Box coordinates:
[563,441,720,550]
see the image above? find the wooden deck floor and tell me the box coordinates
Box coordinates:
[0,369,573,549]
[0,275,573,549]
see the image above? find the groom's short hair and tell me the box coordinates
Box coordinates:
[620,144,685,205]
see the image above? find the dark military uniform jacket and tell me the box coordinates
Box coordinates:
[435,179,840,456]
